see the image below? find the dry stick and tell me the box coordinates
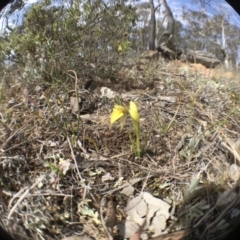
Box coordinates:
[67,137,83,181]
[8,188,27,209]
[8,174,47,220]
[68,69,81,136]
[104,176,152,195]
[3,191,73,198]
[68,137,91,201]
[110,151,131,159]
[141,171,151,193]
[77,139,87,153]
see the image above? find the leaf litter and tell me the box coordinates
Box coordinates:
[1,57,240,240]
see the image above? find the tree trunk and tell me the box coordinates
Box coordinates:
[221,20,229,69]
[149,0,156,50]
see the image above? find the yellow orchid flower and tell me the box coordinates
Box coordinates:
[129,101,139,122]
[110,101,141,156]
[110,104,128,130]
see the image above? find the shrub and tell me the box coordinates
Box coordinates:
[0,0,137,85]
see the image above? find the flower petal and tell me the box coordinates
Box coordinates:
[110,105,127,125]
[114,104,126,111]
[110,109,123,124]
[129,101,139,122]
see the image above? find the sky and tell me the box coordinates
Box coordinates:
[0,0,240,32]
[167,0,240,27]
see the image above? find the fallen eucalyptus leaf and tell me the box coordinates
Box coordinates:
[118,192,171,238]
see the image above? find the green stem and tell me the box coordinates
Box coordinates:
[133,120,141,157]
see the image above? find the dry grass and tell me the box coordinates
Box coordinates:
[1,56,240,240]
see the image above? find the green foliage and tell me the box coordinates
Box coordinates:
[0,0,137,84]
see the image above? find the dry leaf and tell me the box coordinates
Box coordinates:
[120,184,135,196]
[102,172,115,182]
[100,87,117,98]
[126,194,147,226]
[129,219,146,240]
[119,192,171,238]
[142,192,170,236]
[118,220,139,238]
[70,96,79,112]
[47,140,59,147]
[130,231,141,240]
[58,159,72,175]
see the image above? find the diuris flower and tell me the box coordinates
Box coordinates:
[110,101,141,156]
[110,101,139,126]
